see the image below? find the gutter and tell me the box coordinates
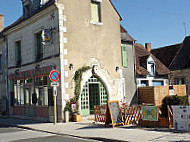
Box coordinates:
[132,40,138,105]
[3,35,10,115]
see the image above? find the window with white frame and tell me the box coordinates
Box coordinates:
[91,0,102,23]
[147,56,155,76]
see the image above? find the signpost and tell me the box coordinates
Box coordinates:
[49,70,60,125]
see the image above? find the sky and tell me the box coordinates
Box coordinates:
[0,0,190,49]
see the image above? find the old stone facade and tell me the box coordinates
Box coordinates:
[0,0,125,121]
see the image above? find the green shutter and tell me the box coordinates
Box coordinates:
[122,45,128,67]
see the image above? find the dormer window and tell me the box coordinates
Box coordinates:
[22,0,30,18]
[147,56,155,76]
[25,5,30,18]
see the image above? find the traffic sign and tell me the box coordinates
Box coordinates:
[53,86,57,96]
[51,82,59,87]
[50,70,60,82]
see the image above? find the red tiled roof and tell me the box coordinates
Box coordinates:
[135,43,170,75]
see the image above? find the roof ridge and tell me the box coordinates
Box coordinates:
[152,43,182,51]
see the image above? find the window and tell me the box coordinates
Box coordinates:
[35,32,43,61]
[15,41,22,66]
[121,45,128,67]
[141,80,149,87]
[91,0,101,23]
[14,80,24,105]
[35,76,48,106]
[175,78,185,85]
[152,81,164,86]
[0,54,2,73]
[147,56,155,76]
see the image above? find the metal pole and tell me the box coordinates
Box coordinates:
[53,86,57,124]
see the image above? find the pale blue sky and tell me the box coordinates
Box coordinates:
[0,0,190,48]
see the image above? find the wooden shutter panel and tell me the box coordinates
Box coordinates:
[122,45,128,67]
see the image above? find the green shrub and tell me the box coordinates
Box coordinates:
[160,95,189,117]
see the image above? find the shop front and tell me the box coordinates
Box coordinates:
[9,66,54,121]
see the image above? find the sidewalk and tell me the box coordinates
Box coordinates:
[0,117,190,142]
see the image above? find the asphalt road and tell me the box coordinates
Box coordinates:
[0,126,99,142]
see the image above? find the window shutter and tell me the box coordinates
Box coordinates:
[91,2,99,22]
[122,45,128,67]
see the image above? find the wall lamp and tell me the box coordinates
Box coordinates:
[69,63,73,70]
[15,69,19,74]
[115,66,119,72]
[35,64,40,70]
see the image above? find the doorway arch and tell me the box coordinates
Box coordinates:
[81,75,108,116]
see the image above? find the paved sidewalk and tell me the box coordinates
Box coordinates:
[0,117,190,142]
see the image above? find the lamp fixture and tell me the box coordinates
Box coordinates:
[35,64,40,70]
[15,69,19,74]
[69,63,73,70]
[115,66,119,72]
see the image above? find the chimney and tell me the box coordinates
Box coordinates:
[0,13,4,32]
[145,43,151,52]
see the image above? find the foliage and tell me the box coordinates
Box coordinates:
[160,95,189,117]
[64,66,91,119]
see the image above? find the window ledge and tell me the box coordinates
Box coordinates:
[90,21,103,26]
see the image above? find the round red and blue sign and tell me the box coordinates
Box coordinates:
[49,70,60,82]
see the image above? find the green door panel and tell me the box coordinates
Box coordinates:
[81,76,108,116]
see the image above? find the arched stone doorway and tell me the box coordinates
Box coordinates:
[81,75,108,116]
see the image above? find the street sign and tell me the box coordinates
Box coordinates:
[51,82,59,87]
[50,70,60,82]
[53,86,57,96]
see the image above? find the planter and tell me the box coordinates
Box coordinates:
[72,114,82,122]
[158,117,169,128]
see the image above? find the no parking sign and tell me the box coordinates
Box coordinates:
[49,70,60,82]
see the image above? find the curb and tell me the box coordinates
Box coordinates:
[0,123,127,142]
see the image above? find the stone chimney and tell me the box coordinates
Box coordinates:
[0,13,4,32]
[145,43,151,52]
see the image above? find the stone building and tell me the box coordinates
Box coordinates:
[120,25,137,105]
[0,0,127,121]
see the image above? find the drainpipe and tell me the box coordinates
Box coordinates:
[132,40,138,104]
[4,35,10,115]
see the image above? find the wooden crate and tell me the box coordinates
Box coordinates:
[72,114,82,122]
[138,85,186,106]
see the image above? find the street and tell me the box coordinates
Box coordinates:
[0,126,98,142]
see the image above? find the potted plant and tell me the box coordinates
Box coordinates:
[72,111,82,122]
[72,102,82,122]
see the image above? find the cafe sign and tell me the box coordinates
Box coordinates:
[9,66,53,80]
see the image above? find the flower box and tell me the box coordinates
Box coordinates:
[72,114,82,122]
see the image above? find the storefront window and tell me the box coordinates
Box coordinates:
[14,80,24,105]
[35,76,48,106]
[13,76,49,106]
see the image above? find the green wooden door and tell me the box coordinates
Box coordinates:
[89,84,100,114]
[81,82,90,116]
[81,76,108,116]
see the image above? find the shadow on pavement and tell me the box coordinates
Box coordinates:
[0,117,50,127]
[120,125,190,134]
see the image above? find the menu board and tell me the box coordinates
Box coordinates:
[105,100,124,128]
